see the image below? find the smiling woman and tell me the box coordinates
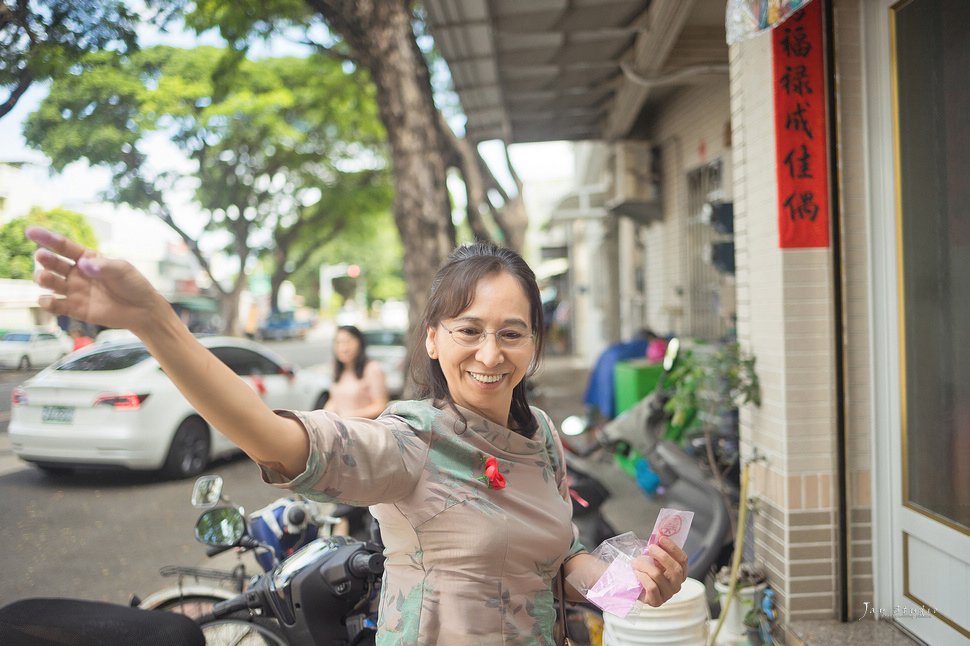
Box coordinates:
[24,227,689,644]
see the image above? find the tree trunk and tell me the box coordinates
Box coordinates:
[481,145,529,254]
[314,0,455,334]
[270,246,287,313]
[219,274,247,337]
[438,112,492,243]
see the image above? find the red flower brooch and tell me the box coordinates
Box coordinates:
[478,455,507,490]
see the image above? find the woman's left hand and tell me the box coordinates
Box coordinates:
[632,537,689,607]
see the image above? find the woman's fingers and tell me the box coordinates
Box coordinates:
[649,538,688,585]
[37,294,67,316]
[25,226,89,263]
[634,538,689,607]
[35,267,68,295]
[634,559,672,606]
[34,248,76,280]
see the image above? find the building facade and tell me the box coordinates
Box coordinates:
[425,1,966,643]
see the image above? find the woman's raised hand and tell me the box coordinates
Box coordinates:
[27,226,166,335]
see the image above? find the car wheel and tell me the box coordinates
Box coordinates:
[162,417,211,479]
[314,392,330,410]
[17,355,30,370]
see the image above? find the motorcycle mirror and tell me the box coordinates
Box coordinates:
[560,415,588,437]
[194,507,246,547]
[663,337,681,372]
[191,475,224,508]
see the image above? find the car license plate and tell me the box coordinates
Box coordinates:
[42,406,74,424]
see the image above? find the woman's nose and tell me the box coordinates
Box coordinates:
[475,334,505,366]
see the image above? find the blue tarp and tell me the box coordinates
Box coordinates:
[583,337,648,419]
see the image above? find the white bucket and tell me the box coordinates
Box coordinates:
[602,577,710,645]
[713,581,765,639]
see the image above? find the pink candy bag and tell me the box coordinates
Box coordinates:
[566,508,694,618]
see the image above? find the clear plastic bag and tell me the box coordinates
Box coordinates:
[566,509,694,618]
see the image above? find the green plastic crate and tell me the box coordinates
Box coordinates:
[613,359,664,416]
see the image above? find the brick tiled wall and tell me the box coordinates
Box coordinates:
[726,1,877,625]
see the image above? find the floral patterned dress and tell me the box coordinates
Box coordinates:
[260,399,585,645]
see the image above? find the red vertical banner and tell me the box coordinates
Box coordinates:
[773,0,830,248]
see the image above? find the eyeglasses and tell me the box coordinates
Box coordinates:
[439,321,535,349]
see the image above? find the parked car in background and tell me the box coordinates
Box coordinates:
[362,328,408,399]
[0,329,72,370]
[94,328,139,344]
[8,336,332,479]
[379,299,409,330]
[255,311,312,341]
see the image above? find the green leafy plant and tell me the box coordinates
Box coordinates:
[743,607,760,628]
[662,341,760,443]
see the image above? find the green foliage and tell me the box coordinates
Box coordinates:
[24,43,390,297]
[662,341,761,442]
[0,207,98,279]
[289,207,405,310]
[0,0,137,119]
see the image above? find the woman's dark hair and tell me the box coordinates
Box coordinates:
[333,325,368,381]
[410,241,544,437]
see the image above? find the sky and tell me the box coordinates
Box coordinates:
[0,10,575,264]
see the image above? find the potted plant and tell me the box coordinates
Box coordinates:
[713,562,767,637]
[664,341,759,436]
[743,607,764,645]
[661,340,760,491]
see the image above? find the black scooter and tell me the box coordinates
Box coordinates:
[0,506,385,646]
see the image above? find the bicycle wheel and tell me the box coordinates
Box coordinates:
[200,614,287,646]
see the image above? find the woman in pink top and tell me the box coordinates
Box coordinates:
[324,325,389,419]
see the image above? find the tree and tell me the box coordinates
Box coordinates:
[0,206,98,278]
[174,0,461,331]
[0,0,137,120]
[270,167,393,311]
[309,1,455,327]
[175,0,532,331]
[25,45,389,332]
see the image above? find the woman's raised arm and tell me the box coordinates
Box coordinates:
[27,226,311,478]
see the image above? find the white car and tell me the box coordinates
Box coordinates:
[362,328,408,399]
[9,336,332,479]
[0,329,72,370]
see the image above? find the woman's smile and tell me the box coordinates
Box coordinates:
[468,371,505,385]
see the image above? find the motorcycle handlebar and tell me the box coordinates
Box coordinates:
[348,550,384,578]
[206,544,233,557]
[210,588,260,618]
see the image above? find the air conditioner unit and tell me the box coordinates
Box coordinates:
[606,142,661,226]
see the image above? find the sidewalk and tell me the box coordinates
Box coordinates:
[532,353,663,541]
[531,353,591,429]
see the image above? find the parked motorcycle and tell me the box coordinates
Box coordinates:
[193,504,385,645]
[133,474,370,618]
